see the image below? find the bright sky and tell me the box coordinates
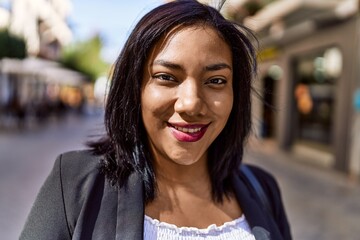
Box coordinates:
[69,0,163,63]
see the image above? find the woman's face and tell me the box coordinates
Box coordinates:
[141,25,233,167]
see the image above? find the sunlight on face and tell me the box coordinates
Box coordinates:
[141,25,233,169]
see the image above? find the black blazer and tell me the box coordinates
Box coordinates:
[20,150,291,240]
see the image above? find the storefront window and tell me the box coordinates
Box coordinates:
[293,47,342,145]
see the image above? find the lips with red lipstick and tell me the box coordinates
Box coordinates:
[167,122,210,142]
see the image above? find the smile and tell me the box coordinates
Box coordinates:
[168,123,209,142]
[173,126,202,133]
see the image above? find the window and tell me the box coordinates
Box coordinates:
[293,47,342,145]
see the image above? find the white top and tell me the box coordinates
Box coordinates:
[143,215,256,240]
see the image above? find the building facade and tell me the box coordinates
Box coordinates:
[5,0,72,59]
[242,0,360,177]
[0,0,89,129]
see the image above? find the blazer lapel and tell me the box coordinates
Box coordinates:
[116,172,145,240]
[232,172,271,240]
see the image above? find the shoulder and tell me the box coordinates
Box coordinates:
[57,150,108,231]
[241,164,283,207]
[245,165,280,191]
[53,150,102,188]
[55,149,104,192]
[57,149,101,170]
[20,150,105,239]
[243,164,292,239]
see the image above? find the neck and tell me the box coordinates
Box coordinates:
[145,156,242,226]
[156,159,209,185]
[147,159,213,218]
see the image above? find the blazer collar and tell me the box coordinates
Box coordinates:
[231,172,272,240]
[116,172,144,240]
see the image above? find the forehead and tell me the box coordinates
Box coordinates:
[147,24,231,63]
[163,24,223,44]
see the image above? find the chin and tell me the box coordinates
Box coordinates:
[169,154,204,166]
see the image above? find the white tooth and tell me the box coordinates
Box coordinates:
[174,126,202,133]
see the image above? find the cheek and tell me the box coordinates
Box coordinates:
[225,93,234,117]
[142,85,162,112]
[141,86,173,124]
[212,91,233,119]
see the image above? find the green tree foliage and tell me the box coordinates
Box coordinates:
[0,29,27,59]
[60,34,109,82]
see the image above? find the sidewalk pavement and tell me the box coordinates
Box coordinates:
[243,138,360,240]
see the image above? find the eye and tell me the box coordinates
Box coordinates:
[207,78,227,85]
[153,73,176,82]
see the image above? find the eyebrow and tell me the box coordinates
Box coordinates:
[205,63,232,71]
[152,60,182,70]
[152,60,232,71]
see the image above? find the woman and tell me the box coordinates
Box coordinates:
[20,0,291,239]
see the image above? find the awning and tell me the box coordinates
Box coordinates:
[243,0,357,32]
[0,57,88,87]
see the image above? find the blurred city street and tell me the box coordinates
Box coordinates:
[245,139,360,240]
[0,112,105,239]
[0,113,359,239]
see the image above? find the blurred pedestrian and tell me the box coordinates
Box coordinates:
[20,0,291,239]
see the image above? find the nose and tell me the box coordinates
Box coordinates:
[174,79,207,116]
